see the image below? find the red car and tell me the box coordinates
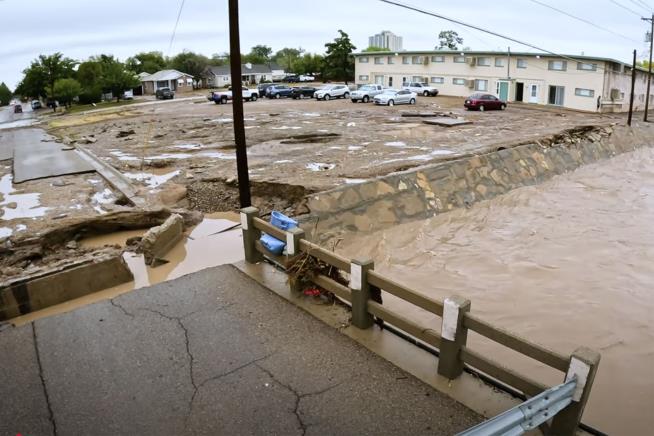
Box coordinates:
[464,93,507,111]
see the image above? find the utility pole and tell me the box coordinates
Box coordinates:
[507,46,511,80]
[629,49,637,126]
[228,0,252,207]
[643,14,654,122]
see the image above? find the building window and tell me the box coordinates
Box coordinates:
[412,56,424,64]
[517,59,527,68]
[575,88,595,97]
[402,56,410,64]
[454,56,466,63]
[359,57,369,63]
[430,77,445,84]
[475,79,488,91]
[548,60,567,71]
[431,55,445,63]
[223,76,229,81]
[412,76,426,83]
[453,78,466,85]
[495,58,505,67]
[387,56,395,64]
[374,57,383,65]
[577,62,597,71]
[359,75,369,81]
[477,57,491,66]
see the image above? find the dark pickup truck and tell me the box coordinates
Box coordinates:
[155,87,175,99]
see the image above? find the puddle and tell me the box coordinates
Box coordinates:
[124,170,180,188]
[13,214,244,326]
[431,149,454,155]
[385,141,407,147]
[212,118,233,123]
[172,144,203,150]
[109,150,140,161]
[144,151,235,161]
[198,151,236,160]
[348,146,363,151]
[306,163,335,171]
[344,178,367,184]
[91,188,116,214]
[347,122,356,127]
[0,174,49,220]
[0,119,38,130]
[271,126,302,130]
[0,227,12,238]
[303,112,320,117]
[274,160,293,164]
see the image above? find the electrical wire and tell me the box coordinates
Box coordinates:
[527,0,640,43]
[168,0,187,55]
[378,0,621,72]
[635,0,653,10]
[609,0,644,17]
[629,0,650,12]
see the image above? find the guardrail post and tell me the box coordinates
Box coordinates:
[350,258,374,329]
[287,227,305,294]
[438,296,471,379]
[550,347,601,435]
[240,207,263,264]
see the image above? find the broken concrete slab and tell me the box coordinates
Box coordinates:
[140,213,184,265]
[400,111,444,117]
[422,117,473,127]
[0,249,133,320]
[12,129,95,183]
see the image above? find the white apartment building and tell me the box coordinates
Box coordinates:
[354,50,650,112]
[368,31,403,52]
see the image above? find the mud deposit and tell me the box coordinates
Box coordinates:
[337,146,654,434]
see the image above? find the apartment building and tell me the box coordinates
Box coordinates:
[368,31,403,52]
[353,50,649,112]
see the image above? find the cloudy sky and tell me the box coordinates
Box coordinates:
[0,0,650,88]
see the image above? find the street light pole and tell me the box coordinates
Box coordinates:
[228,0,252,208]
[643,14,654,122]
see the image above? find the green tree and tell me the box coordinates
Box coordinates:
[362,46,390,52]
[0,82,12,106]
[244,45,273,64]
[294,53,324,75]
[15,53,76,99]
[77,60,103,88]
[436,30,463,50]
[50,78,82,108]
[323,30,356,84]
[273,48,305,72]
[126,51,167,74]
[169,51,209,87]
[210,52,230,66]
[101,60,140,102]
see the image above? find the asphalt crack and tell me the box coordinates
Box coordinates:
[109,299,135,318]
[32,323,58,436]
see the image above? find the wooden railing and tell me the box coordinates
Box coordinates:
[240,207,601,435]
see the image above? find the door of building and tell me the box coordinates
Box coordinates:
[375,75,384,85]
[529,84,539,103]
[515,82,524,101]
[548,86,565,106]
[497,81,509,101]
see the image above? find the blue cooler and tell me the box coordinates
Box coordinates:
[260,211,298,255]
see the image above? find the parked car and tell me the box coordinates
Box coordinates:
[13,104,23,113]
[209,88,259,104]
[464,93,507,111]
[257,83,275,97]
[284,75,300,83]
[350,84,384,103]
[299,75,315,82]
[31,100,42,110]
[373,89,417,106]
[402,82,439,97]
[314,84,350,101]
[290,87,318,99]
[266,85,293,99]
[155,87,175,99]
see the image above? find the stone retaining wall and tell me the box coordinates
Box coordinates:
[300,123,653,242]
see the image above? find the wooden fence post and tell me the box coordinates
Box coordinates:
[437,296,471,379]
[240,207,263,264]
[350,258,374,329]
[287,227,305,294]
[550,347,601,435]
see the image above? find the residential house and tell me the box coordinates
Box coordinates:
[202,63,286,88]
[354,50,648,112]
[140,69,194,95]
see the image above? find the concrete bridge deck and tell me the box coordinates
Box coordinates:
[0,264,480,436]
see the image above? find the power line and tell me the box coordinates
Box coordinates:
[377,0,616,71]
[168,0,187,55]
[609,0,645,17]
[527,0,640,43]
[628,0,650,12]
[635,0,653,10]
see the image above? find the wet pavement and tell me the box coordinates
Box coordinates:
[0,264,480,436]
[337,146,654,435]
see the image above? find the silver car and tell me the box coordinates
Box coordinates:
[314,84,350,100]
[350,84,384,103]
[373,89,417,106]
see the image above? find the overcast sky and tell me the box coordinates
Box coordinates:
[0,0,650,89]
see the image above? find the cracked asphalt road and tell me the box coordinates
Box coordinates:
[0,265,481,436]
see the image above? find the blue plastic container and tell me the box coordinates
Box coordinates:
[271,211,298,230]
[260,233,286,255]
[259,211,298,255]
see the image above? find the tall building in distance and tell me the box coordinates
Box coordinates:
[368,30,403,52]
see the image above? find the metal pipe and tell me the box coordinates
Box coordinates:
[228,0,252,207]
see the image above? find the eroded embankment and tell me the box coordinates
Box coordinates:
[300,123,653,241]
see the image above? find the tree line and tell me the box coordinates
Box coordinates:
[5,30,357,107]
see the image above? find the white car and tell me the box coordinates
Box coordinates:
[209,87,259,104]
[299,75,315,82]
[350,84,384,103]
[402,82,439,97]
[314,84,350,101]
[373,89,417,106]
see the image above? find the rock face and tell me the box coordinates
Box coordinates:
[140,214,184,266]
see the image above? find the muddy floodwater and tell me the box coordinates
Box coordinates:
[338,147,654,435]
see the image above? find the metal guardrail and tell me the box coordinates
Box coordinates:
[457,378,576,436]
[240,207,601,435]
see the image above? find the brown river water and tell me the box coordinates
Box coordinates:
[338,147,654,435]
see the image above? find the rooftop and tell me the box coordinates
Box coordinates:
[140,69,193,82]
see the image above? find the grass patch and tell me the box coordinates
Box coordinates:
[65,99,139,114]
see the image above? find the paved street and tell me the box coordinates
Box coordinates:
[0,264,480,436]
